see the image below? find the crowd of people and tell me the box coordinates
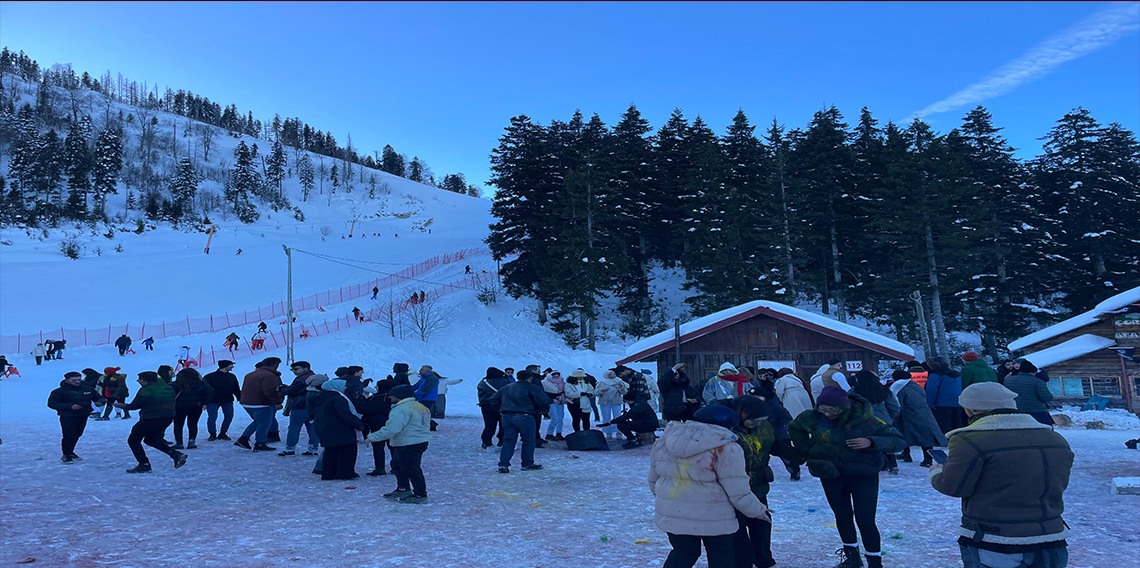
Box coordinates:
[43,351,1081,567]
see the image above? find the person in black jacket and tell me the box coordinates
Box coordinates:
[659,363,699,422]
[172,368,215,449]
[47,371,106,463]
[477,367,511,449]
[203,361,241,441]
[358,376,396,476]
[313,378,365,480]
[114,334,132,356]
[489,371,550,473]
[599,392,659,449]
[280,360,320,456]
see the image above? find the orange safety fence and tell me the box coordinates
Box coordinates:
[0,247,491,353]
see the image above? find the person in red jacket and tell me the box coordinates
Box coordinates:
[235,357,285,451]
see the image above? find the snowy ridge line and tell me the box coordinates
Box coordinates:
[0,247,491,353]
[188,271,498,368]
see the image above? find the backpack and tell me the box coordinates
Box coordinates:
[564,429,609,451]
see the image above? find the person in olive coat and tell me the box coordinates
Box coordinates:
[172,368,215,449]
[115,371,187,473]
[47,371,106,463]
[313,379,365,480]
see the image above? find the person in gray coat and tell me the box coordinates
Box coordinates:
[850,370,902,474]
[1001,360,1055,425]
[888,370,948,467]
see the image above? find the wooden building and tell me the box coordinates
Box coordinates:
[1009,286,1140,411]
[617,300,915,381]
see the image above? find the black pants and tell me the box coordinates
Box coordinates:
[568,402,591,432]
[60,415,87,456]
[479,405,503,446]
[533,413,544,444]
[128,418,175,464]
[117,347,127,356]
[820,474,881,553]
[102,397,129,419]
[391,442,428,497]
[734,501,774,568]
[664,408,694,422]
[35,356,43,365]
[174,406,203,445]
[421,401,438,430]
[371,439,389,472]
[617,422,654,440]
[321,443,358,480]
[932,406,966,434]
[664,532,734,568]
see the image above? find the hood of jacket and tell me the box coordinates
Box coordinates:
[393,363,410,374]
[659,420,738,459]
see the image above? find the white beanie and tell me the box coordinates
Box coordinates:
[959,382,1018,411]
[719,362,738,374]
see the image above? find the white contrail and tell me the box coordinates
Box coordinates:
[914,2,1140,118]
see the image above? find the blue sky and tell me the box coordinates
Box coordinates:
[2,1,1137,191]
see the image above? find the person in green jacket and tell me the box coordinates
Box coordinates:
[729,395,800,568]
[789,386,906,568]
[958,353,997,389]
[115,371,187,473]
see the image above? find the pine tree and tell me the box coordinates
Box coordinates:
[381,145,405,177]
[408,157,425,182]
[267,141,287,197]
[169,157,197,219]
[63,116,93,219]
[328,163,339,206]
[230,140,261,222]
[297,153,315,202]
[32,129,65,220]
[91,127,123,218]
[607,105,656,334]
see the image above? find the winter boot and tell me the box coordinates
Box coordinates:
[266,432,282,443]
[521,464,543,471]
[253,442,276,452]
[172,451,188,469]
[278,450,295,457]
[497,467,510,473]
[367,468,387,477]
[126,463,152,474]
[172,442,184,450]
[61,455,75,464]
[545,434,556,441]
[217,433,231,441]
[553,433,565,441]
[621,439,643,450]
[207,434,217,441]
[866,554,882,568]
[67,453,82,461]
[383,488,414,500]
[790,469,802,481]
[398,494,428,504]
[832,546,863,568]
[234,437,252,450]
[187,440,197,449]
[896,449,913,463]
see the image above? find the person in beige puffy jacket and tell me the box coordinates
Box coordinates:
[649,405,770,568]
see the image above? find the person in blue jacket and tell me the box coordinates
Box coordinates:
[925,358,964,434]
[414,365,441,431]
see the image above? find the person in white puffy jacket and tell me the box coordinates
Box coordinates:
[649,405,770,568]
[775,368,814,418]
[563,369,595,432]
[595,371,628,439]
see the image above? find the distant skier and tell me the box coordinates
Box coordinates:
[371,286,379,300]
[142,337,155,351]
[224,332,240,353]
[418,291,426,303]
[257,321,268,334]
[236,248,243,255]
[114,334,132,356]
[47,371,106,464]
[175,345,192,371]
[0,355,9,376]
[352,307,362,322]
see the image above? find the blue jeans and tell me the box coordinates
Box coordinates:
[206,402,234,435]
[545,404,565,435]
[285,408,319,452]
[240,406,276,443]
[499,413,536,468]
[960,544,1068,568]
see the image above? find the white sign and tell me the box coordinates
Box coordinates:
[846,361,863,372]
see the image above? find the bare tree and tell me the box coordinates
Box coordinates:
[320,225,331,241]
[198,124,217,162]
[375,289,404,338]
[401,293,453,342]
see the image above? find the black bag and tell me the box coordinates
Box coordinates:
[564,429,609,451]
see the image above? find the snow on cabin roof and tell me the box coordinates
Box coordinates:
[1020,334,1116,369]
[1009,286,1140,352]
[618,300,915,365]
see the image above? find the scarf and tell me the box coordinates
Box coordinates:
[545,375,565,392]
[719,373,751,397]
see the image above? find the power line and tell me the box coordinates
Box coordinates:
[291,249,481,289]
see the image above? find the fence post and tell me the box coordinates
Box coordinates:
[162,322,166,337]
[60,326,65,339]
[84,328,88,346]
[210,315,214,333]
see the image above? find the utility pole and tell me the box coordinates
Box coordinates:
[910,290,931,362]
[282,245,294,365]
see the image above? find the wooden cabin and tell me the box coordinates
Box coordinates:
[1009,287,1140,411]
[617,301,915,382]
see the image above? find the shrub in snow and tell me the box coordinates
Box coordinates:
[59,237,82,259]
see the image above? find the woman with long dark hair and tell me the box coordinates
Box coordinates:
[172,368,214,449]
[850,370,901,474]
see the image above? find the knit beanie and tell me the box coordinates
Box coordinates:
[693,404,740,430]
[104,366,121,377]
[816,386,851,408]
[389,384,416,400]
[962,352,981,362]
[959,382,1018,411]
[891,370,912,382]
